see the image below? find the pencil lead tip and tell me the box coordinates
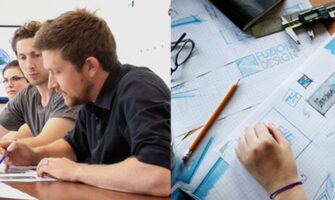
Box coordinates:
[182,156,187,161]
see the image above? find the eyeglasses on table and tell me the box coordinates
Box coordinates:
[171,33,195,74]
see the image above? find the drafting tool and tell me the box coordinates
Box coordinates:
[182,79,239,161]
[252,1,335,44]
[178,188,200,200]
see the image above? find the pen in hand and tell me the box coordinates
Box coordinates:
[0,139,17,164]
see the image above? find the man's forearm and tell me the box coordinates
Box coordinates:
[74,157,170,196]
[33,139,77,164]
[0,124,9,138]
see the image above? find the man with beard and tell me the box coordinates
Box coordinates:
[0,21,81,147]
[0,9,170,196]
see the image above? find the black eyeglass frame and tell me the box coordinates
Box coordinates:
[171,33,195,74]
[2,76,27,84]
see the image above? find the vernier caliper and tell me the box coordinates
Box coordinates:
[252,2,335,44]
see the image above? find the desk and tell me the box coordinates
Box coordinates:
[2,181,170,200]
[171,0,335,199]
[311,0,335,34]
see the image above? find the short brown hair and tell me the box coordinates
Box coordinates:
[2,59,22,76]
[11,21,42,55]
[34,8,118,72]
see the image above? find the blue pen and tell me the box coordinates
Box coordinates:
[0,139,17,164]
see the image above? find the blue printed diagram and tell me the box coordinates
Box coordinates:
[313,174,335,200]
[284,88,302,107]
[171,15,204,28]
[193,158,229,199]
[232,26,251,41]
[172,136,229,200]
[308,73,335,116]
[0,48,10,69]
[235,54,262,78]
[261,108,312,159]
[203,1,216,20]
[171,83,199,99]
[283,3,302,15]
[325,37,335,55]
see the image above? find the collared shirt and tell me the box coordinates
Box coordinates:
[0,85,81,134]
[64,62,171,169]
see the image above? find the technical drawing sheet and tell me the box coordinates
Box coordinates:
[208,35,335,199]
[171,0,331,136]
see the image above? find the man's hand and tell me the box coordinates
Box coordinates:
[235,122,299,194]
[36,157,81,182]
[0,140,37,171]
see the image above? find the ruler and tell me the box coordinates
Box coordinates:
[252,1,335,44]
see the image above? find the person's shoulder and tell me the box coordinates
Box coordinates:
[48,90,67,108]
[121,64,154,79]
[120,64,166,87]
[117,64,169,98]
[12,84,37,101]
[20,84,37,93]
[50,90,63,100]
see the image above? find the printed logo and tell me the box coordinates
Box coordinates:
[298,74,313,89]
[236,54,261,78]
[236,42,298,78]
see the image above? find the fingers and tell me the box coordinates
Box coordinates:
[244,126,258,147]
[7,140,17,152]
[267,122,288,145]
[255,122,274,141]
[0,140,14,149]
[235,135,247,164]
[236,131,251,164]
[4,163,10,172]
[237,122,276,159]
[37,158,50,177]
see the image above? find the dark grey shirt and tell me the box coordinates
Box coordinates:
[64,62,171,169]
[0,85,81,135]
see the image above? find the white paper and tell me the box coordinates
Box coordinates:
[171,0,331,136]
[0,165,56,182]
[204,35,335,199]
[171,0,330,87]
[0,182,37,200]
[172,107,255,197]
[171,0,233,86]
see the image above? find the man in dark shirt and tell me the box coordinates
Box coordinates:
[0,9,170,196]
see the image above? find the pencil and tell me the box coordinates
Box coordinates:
[182,79,240,161]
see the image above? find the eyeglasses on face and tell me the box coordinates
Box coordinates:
[171,33,195,74]
[2,76,27,84]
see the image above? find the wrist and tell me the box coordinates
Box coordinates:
[270,181,304,200]
[267,175,299,194]
[32,146,46,165]
[272,184,306,200]
[73,163,84,182]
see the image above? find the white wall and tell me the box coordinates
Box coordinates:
[0,0,170,86]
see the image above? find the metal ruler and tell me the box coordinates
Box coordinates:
[252,1,335,44]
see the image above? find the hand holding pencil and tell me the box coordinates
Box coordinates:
[182,79,240,161]
[0,140,36,172]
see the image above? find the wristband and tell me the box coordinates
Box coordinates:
[270,181,303,199]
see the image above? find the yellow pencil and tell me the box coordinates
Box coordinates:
[182,79,240,161]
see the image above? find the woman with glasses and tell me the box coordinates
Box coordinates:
[2,60,28,99]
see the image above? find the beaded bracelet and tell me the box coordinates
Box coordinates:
[270,181,303,199]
